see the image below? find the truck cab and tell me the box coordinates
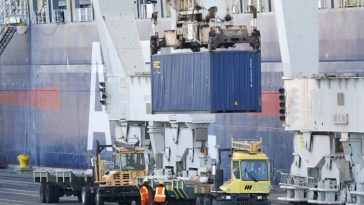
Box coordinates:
[220,151,270,194]
[81,141,146,205]
[100,147,146,187]
[215,139,271,205]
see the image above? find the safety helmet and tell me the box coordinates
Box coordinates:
[159,180,164,185]
[143,178,149,183]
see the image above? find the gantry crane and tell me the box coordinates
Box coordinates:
[92,0,265,204]
[274,1,364,204]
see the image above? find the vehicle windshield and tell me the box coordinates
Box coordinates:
[115,153,145,170]
[241,160,268,181]
[114,154,121,170]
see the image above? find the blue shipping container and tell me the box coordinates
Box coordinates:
[151,51,261,113]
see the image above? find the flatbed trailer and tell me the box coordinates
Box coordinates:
[34,170,92,203]
[81,184,141,205]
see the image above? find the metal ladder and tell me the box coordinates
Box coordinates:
[0,25,17,56]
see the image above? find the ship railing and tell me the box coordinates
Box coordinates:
[280,173,317,188]
[340,0,364,7]
[319,0,364,9]
[74,7,93,22]
[139,4,154,19]
[319,0,330,9]
[33,11,47,24]
[243,0,266,13]
[0,0,28,29]
[52,9,67,24]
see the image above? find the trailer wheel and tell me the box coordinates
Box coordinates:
[39,183,46,203]
[77,193,82,202]
[196,196,203,205]
[45,183,55,203]
[203,196,211,205]
[53,185,60,203]
[82,186,95,205]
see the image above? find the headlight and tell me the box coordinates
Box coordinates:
[257,195,262,200]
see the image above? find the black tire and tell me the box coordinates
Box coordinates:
[45,183,55,203]
[95,191,104,205]
[82,186,95,205]
[77,193,82,202]
[53,184,60,203]
[196,196,203,205]
[203,196,212,205]
[39,183,46,203]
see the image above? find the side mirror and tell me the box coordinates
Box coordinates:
[91,158,96,167]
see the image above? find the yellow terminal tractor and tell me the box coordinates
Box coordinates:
[81,140,146,205]
[195,138,271,205]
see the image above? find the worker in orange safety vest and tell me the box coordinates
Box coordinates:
[140,178,152,205]
[153,180,168,204]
